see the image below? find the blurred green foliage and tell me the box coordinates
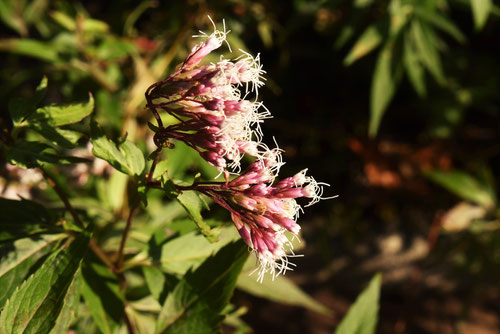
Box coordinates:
[0,0,500,333]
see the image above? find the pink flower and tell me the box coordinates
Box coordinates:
[179,158,329,282]
[146,21,268,172]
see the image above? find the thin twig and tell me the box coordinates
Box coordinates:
[39,166,83,228]
[116,150,162,271]
[40,165,119,273]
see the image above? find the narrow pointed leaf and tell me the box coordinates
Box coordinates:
[471,0,492,30]
[410,20,445,85]
[369,41,402,136]
[413,7,466,43]
[334,273,382,334]
[237,257,331,316]
[403,31,426,97]
[344,22,385,66]
[424,169,496,208]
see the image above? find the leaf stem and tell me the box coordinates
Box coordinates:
[116,149,162,271]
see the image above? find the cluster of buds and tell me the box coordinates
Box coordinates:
[177,154,325,281]
[146,19,333,280]
[146,22,269,172]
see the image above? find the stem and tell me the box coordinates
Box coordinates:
[41,165,121,275]
[116,150,162,272]
[40,166,84,228]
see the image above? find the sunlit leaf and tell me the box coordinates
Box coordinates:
[154,227,239,275]
[29,93,94,127]
[0,234,66,308]
[81,260,124,334]
[334,273,382,334]
[0,235,88,333]
[344,22,385,66]
[155,241,248,334]
[91,123,145,175]
[424,169,496,208]
[0,38,59,62]
[471,0,492,30]
[177,191,219,243]
[237,257,331,316]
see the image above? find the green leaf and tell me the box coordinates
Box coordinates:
[154,227,240,275]
[0,1,27,35]
[424,169,496,208]
[177,191,219,243]
[30,123,83,149]
[29,93,94,127]
[0,38,59,62]
[8,76,47,126]
[0,234,89,334]
[403,30,426,97]
[471,0,492,30]
[91,123,145,175]
[48,271,82,334]
[237,257,331,316]
[6,141,90,169]
[369,41,402,137]
[344,22,385,66]
[410,20,445,85]
[81,260,124,334]
[334,273,382,334]
[155,241,249,334]
[413,6,466,43]
[0,197,56,241]
[143,266,178,304]
[0,234,66,308]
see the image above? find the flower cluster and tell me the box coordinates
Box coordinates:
[146,19,333,280]
[146,22,268,172]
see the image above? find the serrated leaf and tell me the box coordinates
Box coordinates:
[29,93,94,127]
[155,227,239,275]
[81,260,124,334]
[0,234,66,308]
[155,241,249,334]
[410,20,445,85]
[0,38,59,62]
[344,22,385,66]
[91,123,145,175]
[334,273,382,334]
[413,6,466,43]
[48,271,82,334]
[177,191,219,243]
[471,0,492,30]
[237,257,331,316]
[424,169,496,208]
[369,40,403,137]
[0,234,89,334]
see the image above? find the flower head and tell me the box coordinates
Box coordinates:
[185,159,330,282]
[146,20,268,172]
